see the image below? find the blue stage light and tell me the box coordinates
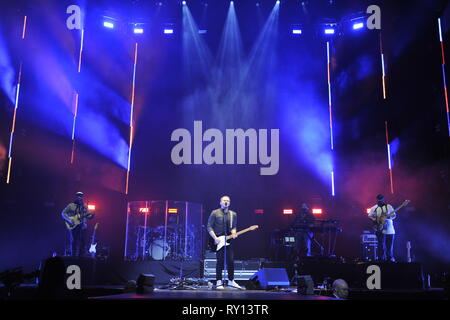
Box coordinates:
[353,22,364,30]
[103,21,114,29]
[164,29,174,34]
[292,29,302,35]
[198,29,207,34]
[324,28,335,35]
[182,1,186,5]
[134,28,144,34]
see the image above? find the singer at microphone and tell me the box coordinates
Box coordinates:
[207,195,242,290]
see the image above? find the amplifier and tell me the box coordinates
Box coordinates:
[203,259,261,281]
[361,233,377,243]
[362,243,378,261]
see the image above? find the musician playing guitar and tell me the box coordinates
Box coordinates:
[207,195,242,290]
[61,192,94,257]
[368,194,409,262]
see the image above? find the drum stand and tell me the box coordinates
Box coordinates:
[165,258,198,290]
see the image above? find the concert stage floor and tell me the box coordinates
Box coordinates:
[1,284,445,300]
[91,287,337,300]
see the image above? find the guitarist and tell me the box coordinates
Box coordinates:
[61,192,94,257]
[368,194,396,262]
[207,195,242,290]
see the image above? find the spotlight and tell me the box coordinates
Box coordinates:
[103,21,114,29]
[324,28,335,35]
[134,28,144,34]
[276,0,280,4]
[163,23,174,34]
[292,28,302,35]
[312,208,323,215]
[352,22,364,30]
[283,209,293,215]
[230,1,234,4]
[139,207,150,213]
[182,1,186,5]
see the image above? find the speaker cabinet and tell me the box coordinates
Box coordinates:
[249,268,290,289]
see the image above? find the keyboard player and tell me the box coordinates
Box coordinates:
[292,203,316,257]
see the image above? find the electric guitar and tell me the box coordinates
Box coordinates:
[89,223,99,257]
[371,200,410,232]
[213,225,259,251]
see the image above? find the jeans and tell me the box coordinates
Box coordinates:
[69,226,86,257]
[296,232,312,256]
[376,231,395,261]
[216,244,234,281]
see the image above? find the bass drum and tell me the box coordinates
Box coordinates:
[149,240,170,260]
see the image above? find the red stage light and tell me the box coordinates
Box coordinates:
[312,208,323,215]
[168,208,178,214]
[88,204,96,211]
[139,207,150,213]
[283,209,293,215]
[366,208,371,214]
[254,209,264,214]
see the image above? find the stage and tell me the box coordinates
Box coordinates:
[91,287,337,300]
[1,283,445,301]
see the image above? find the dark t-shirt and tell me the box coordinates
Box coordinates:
[292,209,315,228]
[207,208,237,236]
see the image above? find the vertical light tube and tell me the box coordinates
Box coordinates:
[143,201,148,259]
[327,41,334,151]
[125,42,138,194]
[184,202,188,265]
[164,200,168,261]
[70,28,85,164]
[327,41,335,196]
[385,121,394,194]
[6,16,27,184]
[124,202,130,259]
[380,34,387,100]
[438,18,450,136]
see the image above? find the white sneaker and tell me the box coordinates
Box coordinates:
[216,280,224,290]
[228,280,243,290]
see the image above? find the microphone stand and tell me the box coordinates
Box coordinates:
[223,208,227,288]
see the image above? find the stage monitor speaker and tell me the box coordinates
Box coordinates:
[136,273,155,294]
[248,268,289,290]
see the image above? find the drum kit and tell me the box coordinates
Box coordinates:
[135,224,196,261]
